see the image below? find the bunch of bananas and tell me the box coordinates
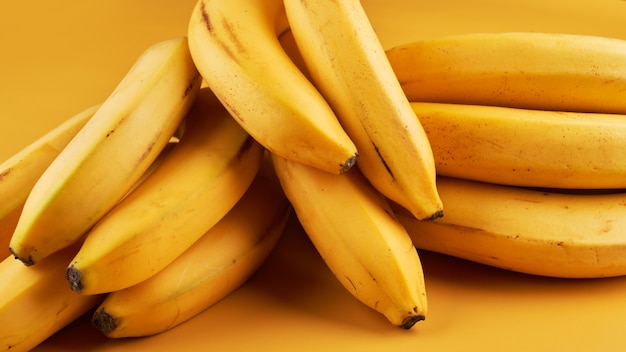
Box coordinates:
[385,31,626,278]
[1,0,626,350]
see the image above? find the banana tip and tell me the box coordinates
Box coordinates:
[92,307,118,336]
[65,266,83,293]
[340,153,359,174]
[424,209,444,221]
[399,314,425,330]
[8,247,34,266]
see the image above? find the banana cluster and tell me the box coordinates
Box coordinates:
[2,0,626,350]
[188,0,436,329]
[386,32,626,278]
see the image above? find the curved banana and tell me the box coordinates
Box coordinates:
[91,160,291,337]
[411,102,626,189]
[1,105,96,252]
[0,132,178,259]
[65,89,264,295]
[387,32,626,113]
[271,153,427,329]
[10,37,201,266]
[0,245,103,352]
[394,176,626,278]
[283,0,442,221]
[0,105,182,253]
[0,104,98,222]
[187,0,358,175]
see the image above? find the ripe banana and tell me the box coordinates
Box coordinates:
[271,153,427,329]
[386,32,626,114]
[0,245,103,352]
[411,102,626,189]
[91,160,291,337]
[0,105,99,253]
[0,104,98,223]
[65,89,265,295]
[283,0,442,221]
[0,127,177,260]
[394,176,626,279]
[10,37,201,266]
[187,0,359,175]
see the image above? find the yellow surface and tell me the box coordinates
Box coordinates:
[2,0,626,351]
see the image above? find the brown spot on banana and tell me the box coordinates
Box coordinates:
[218,98,243,124]
[368,271,377,282]
[220,17,246,58]
[236,136,256,160]
[105,115,129,139]
[199,1,211,32]
[345,275,357,293]
[184,74,202,97]
[601,219,616,233]
[198,1,244,64]
[371,141,394,180]
[135,140,157,166]
[0,167,11,181]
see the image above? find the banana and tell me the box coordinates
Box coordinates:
[187,0,359,175]
[0,104,98,223]
[0,106,96,253]
[386,32,626,113]
[1,128,177,260]
[271,153,427,329]
[0,245,104,352]
[10,37,201,266]
[0,104,181,253]
[411,102,626,189]
[394,176,626,279]
[65,88,265,295]
[283,0,442,221]
[91,159,291,337]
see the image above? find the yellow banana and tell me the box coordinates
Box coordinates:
[65,89,264,295]
[91,160,291,337]
[386,32,626,113]
[0,134,177,260]
[0,245,103,352]
[0,106,96,253]
[0,105,180,253]
[271,153,427,329]
[283,0,442,221]
[187,0,358,175]
[10,37,201,266]
[394,176,626,279]
[0,104,98,223]
[411,102,626,189]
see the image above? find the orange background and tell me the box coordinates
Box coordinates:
[2,1,626,351]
